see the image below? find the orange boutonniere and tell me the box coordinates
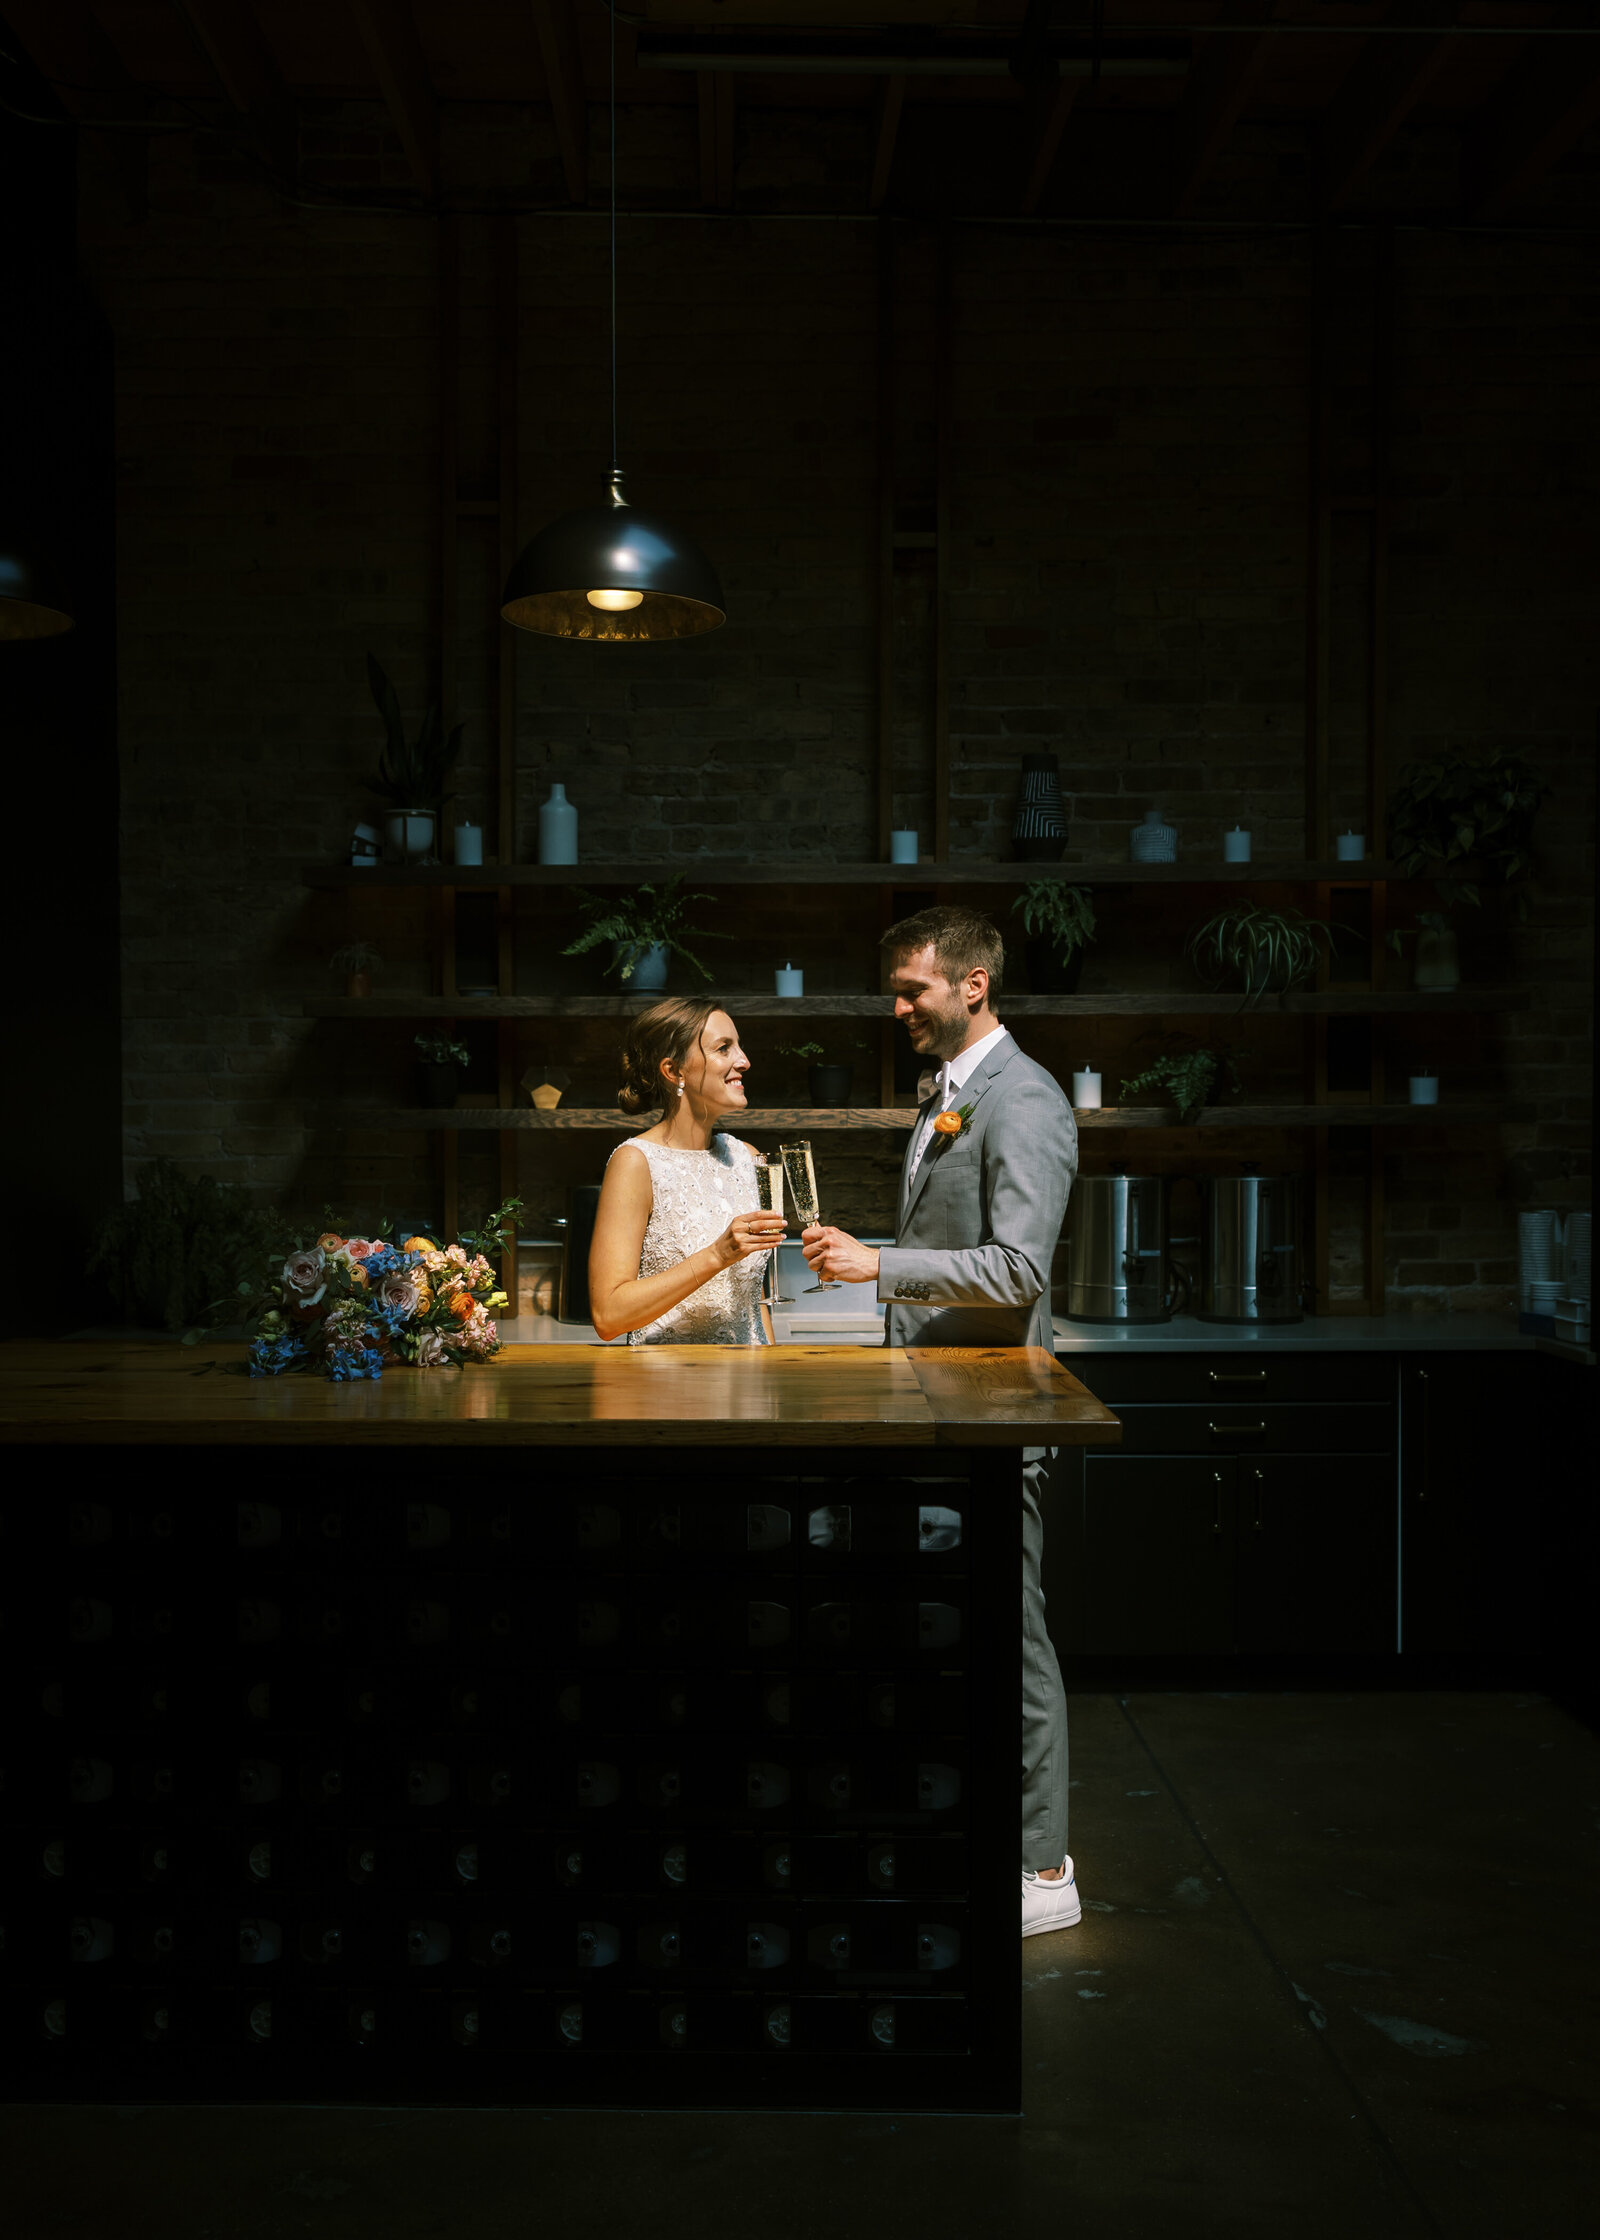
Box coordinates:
[931,1100,975,1140]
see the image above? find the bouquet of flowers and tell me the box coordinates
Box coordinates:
[240,1199,521,1382]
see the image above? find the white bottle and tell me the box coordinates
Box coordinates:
[539,783,578,866]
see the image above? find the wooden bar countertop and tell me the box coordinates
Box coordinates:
[0,1342,1121,1450]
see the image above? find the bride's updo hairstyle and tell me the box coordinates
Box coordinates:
[617,996,727,1115]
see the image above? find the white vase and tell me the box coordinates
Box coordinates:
[384,810,435,865]
[1413,929,1460,991]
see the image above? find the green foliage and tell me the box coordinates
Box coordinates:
[776,1040,870,1064]
[1010,880,1097,962]
[456,1195,525,1259]
[365,652,464,811]
[1186,904,1332,1010]
[1384,910,1450,958]
[415,1034,470,1067]
[1120,1047,1240,1125]
[1386,750,1550,911]
[560,873,731,983]
[87,1159,297,1335]
[329,942,382,974]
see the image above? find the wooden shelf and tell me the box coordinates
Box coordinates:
[302,858,1429,892]
[306,988,1530,1020]
[364,1102,1534,1134]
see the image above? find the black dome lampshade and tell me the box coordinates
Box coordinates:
[500,470,725,645]
[0,544,74,640]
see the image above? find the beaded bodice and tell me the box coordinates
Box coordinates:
[613,1133,770,1346]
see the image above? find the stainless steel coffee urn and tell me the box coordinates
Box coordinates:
[1198,1171,1306,1324]
[1062,1174,1190,1323]
[555,1183,604,1325]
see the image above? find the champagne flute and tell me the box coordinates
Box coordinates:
[779,1138,840,1294]
[754,1154,794,1305]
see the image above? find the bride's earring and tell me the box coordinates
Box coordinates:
[677,1083,685,1098]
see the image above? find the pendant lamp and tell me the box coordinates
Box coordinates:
[0,545,74,640]
[500,4,724,645]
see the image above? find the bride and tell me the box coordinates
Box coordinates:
[588,996,787,1345]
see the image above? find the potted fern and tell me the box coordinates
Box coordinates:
[1011,879,1096,995]
[777,1038,871,1108]
[1120,1045,1240,1125]
[415,1032,469,1109]
[1186,904,1333,1010]
[366,652,464,866]
[561,874,729,990]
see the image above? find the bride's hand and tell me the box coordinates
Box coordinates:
[714,1212,788,1267]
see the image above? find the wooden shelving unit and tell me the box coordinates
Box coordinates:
[303,858,1435,892]
[306,988,1530,1022]
[375,1102,1532,1135]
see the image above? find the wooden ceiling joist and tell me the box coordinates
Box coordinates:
[1170,11,1277,216]
[1318,5,1456,211]
[699,71,736,210]
[530,0,590,206]
[868,73,906,212]
[346,0,439,200]
[1468,27,1600,222]
[173,0,296,183]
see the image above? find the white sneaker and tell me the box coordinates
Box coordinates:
[1021,1854,1082,1938]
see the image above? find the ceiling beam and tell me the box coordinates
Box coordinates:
[1467,23,1600,221]
[346,0,439,200]
[172,0,296,183]
[1020,76,1080,215]
[0,0,150,214]
[529,0,589,206]
[868,73,905,212]
[698,71,735,210]
[1317,5,1456,212]
[1170,11,1277,216]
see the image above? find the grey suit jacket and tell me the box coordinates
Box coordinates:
[877,1029,1078,1349]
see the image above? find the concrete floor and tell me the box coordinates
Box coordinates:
[6,1691,1594,2240]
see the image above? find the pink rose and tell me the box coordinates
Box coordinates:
[282,1247,327,1305]
[378,1275,420,1321]
[415,1330,448,1368]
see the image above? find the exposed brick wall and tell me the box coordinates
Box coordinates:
[80,108,1594,1302]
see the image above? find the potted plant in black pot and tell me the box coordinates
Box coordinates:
[778,1040,870,1108]
[366,653,464,865]
[330,942,382,999]
[1011,879,1096,994]
[1386,749,1550,910]
[415,1033,469,1109]
[1186,903,1333,1010]
[561,873,729,991]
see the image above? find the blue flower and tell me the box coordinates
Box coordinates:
[371,1304,413,1338]
[325,1344,382,1382]
[362,1246,423,1281]
[248,1334,308,1378]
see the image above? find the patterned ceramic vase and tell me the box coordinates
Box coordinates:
[1129,808,1178,864]
[1011,753,1068,861]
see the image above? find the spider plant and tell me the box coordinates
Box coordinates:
[1010,879,1097,963]
[1186,904,1333,1010]
[365,653,463,812]
[560,873,730,983]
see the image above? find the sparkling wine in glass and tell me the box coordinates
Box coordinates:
[779,1138,840,1294]
[754,1154,794,1305]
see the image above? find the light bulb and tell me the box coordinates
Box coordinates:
[586,587,644,612]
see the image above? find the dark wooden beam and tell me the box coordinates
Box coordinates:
[1318,5,1455,211]
[1467,19,1600,221]
[698,71,735,209]
[0,0,149,214]
[1019,75,1079,215]
[173,0,296,182]
[346,0,439,199]
[1171,8,1277,216]
[529,0,589,205]
[868,73,905,212]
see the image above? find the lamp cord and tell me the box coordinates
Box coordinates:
[609,0,618,482]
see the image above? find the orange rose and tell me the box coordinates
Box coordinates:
[448,1292,477,1324]
[932,1110,963,1136]
[317,1232,345,1252]
[404,1234,439,1255]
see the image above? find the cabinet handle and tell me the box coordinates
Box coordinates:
[1415,1367,1429,1503]
[1212,1471,1223,1534]
[1208,1421,1266,1440]
[1208,1369,1267,1385]
[1251,1468,1264,1532]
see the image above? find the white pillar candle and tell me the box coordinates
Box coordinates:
[1409,1073,1439,1106]
[1224,826,1252,863]
[454,821,483,867]
[890,829,919,865]
[1072,1068,1102,1110]
[775,962,804,998]
[1336,831,1366,861]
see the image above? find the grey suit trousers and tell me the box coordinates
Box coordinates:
[1022,1447,1070,1871]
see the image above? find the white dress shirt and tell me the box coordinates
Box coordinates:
[906,1022,1010,1186]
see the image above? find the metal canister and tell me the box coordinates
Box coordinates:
[1198,1172,1306,1324]
[1061,1174,1189,1324]
[556,1184,605,1325]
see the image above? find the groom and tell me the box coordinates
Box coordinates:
[799,904,1082,1940]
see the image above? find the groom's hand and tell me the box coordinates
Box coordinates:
[800,1225,880,1286]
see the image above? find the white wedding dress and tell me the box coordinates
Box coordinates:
[612,1134,771,1345]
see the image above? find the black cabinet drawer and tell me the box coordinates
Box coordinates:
[1065,1351,1394,1407]
[1107,1403,1395,1456]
